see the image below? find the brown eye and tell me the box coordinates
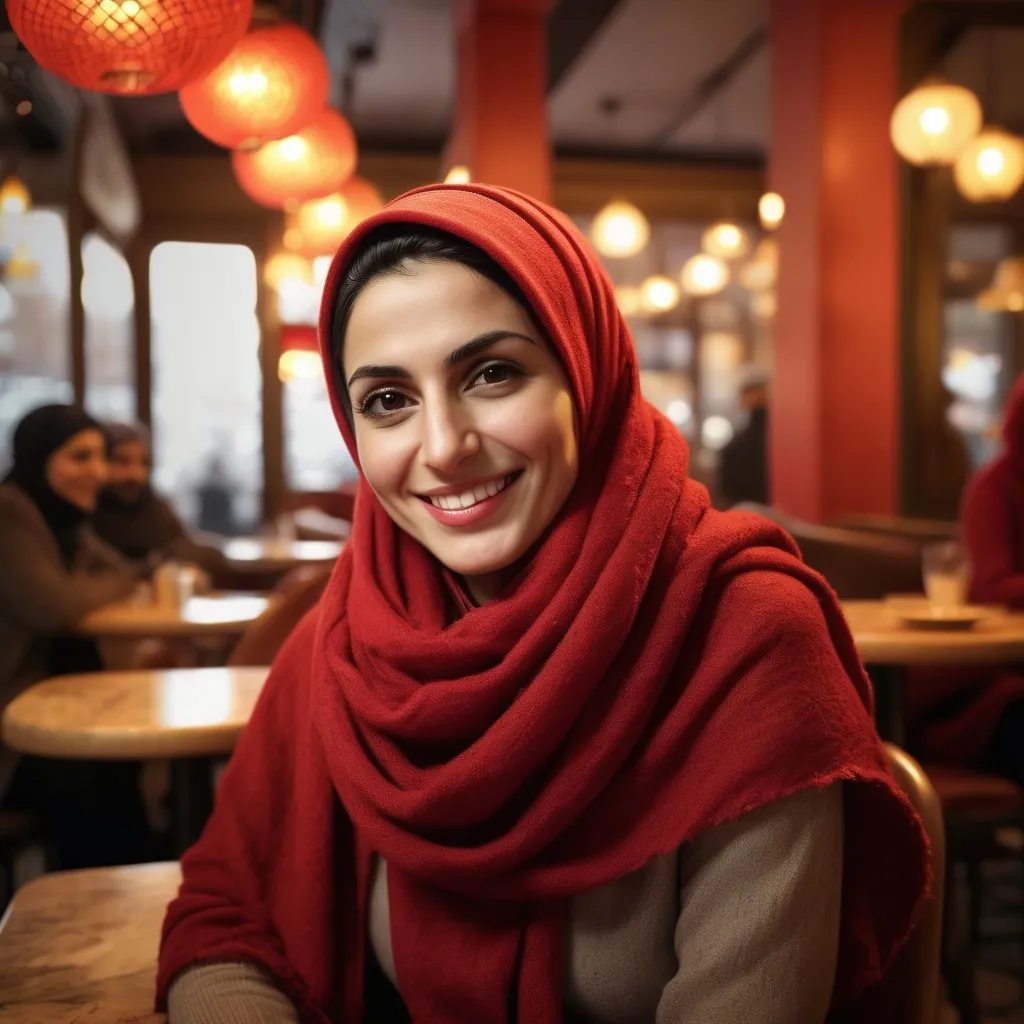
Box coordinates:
[361,388,412,419]
[471,362,521,389]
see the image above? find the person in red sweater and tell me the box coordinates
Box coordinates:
[157,186,928,1024]
[909,375,1024,780]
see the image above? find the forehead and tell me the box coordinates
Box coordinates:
[55,428,105,455]
[342,261,535,370]
[113,439,147,457]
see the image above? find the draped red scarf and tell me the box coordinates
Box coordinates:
[158,185,928,1022]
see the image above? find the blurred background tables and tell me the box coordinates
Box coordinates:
[2,667,269,852]
[217,536,343,574]
[842,600,1024,743]
[77,593,271,640]
[0,862,177,1023]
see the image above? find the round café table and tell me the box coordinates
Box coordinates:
[2,667,269,852]
[0,861,179,1022]
[218,537,343,573]
[77,593,271,639]
[841,599,1024,744]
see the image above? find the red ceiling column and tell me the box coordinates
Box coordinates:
[444,0,552,203]
[769,0,910,521]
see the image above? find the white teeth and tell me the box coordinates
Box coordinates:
[427,474,512,511]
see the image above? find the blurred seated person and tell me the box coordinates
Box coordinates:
[94,422,227,581]
[718,375,769,507]
[0,404,156,866]
[908,374,1024,785]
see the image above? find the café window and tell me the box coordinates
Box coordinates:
[150,241,263,532]
[277,255,358,492]
[0,208,72,466]
[83,232,134,422]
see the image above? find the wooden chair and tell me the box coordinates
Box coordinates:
[832,513,959,547]
[734,502,924,599]
[226,565,332,667]
[879,743,946,1024]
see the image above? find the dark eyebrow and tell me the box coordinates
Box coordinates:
[346,329,536,389]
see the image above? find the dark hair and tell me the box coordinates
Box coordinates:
[330,224,534,426]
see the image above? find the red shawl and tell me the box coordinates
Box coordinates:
[158,185,928,1022]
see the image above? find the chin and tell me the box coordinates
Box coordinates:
[425,531,529,580]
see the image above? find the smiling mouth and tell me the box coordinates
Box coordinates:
[418,471,522,512]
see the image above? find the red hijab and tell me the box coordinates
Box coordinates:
[158,185,928,1022]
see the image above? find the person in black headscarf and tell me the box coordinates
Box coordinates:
[93,421,228,576]
[0,404,156,868]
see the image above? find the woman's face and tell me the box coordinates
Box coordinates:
[343,260,578,597]
[45,428,109,511]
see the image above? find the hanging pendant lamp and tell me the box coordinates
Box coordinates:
[8,0,253,95]
[180,23,329,150]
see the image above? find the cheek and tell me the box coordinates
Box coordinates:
[483,387,577,469]
[354,426,414,501]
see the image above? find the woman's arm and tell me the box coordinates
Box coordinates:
[168,963,300,1023]
[657,783,843,1024]
[0,502,136,633]
[157,609,332,1021]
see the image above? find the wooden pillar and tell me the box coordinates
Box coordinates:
[444,0,552,202]
[67,113,88,405]
[769,0,910,521]
[128,236,153,428]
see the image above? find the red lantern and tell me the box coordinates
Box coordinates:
[8,0,253,95]
[180,24,329,151]
[290,176,384,256]
[232,107,357,209]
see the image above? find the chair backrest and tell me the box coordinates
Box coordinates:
[877,743,946,1024]
[734,503,923,599]
[226,566,332,667]
[831,514,958,546]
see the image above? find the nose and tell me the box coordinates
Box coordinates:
[418,395,480,474]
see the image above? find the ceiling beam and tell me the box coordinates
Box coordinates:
[547,0,625,92]
[651,24,767,148]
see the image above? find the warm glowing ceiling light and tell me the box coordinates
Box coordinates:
[591,200,650,258]
[954,128,1024,203]
[180,24,330,150]
[890,80,981,165]
[758,192,784,229]
[681,254,729,296]
[7,0,253,95]
[0,176,30,215]
[702,221,750,260]
[640,274,680,313]
[444,165,471,184]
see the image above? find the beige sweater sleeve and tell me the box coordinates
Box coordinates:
[656,783,844,1024]
[167,962,300,1024]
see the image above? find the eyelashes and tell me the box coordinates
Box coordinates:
[355,360,525,421]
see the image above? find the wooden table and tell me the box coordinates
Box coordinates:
[219,537,343,572]
[0,862,178,1022]
[77,593,270,640]
[2,668,269,851]
[842,600,1024,743]
[2,667,268,760]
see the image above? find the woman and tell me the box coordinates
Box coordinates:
[159,187,928,1023]
[93,421,228,576]
[0,403,155,866]
[909,375,1024,781]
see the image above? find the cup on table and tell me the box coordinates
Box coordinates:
[922,541,969,610]
[153,562,199,608]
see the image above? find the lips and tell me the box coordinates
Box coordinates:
[422,473,516,511]
[417,471,523,527]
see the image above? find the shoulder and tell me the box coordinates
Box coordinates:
[963,455,1015,506]
[0,483,48,535]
